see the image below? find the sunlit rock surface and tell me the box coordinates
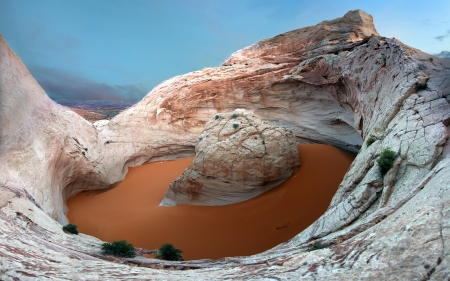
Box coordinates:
[161,108,300,206]
[1,9,450,280]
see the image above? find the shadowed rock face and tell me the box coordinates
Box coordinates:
[1,9,450,280]
[161,108,301,206]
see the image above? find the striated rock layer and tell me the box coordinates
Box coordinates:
[161,108,300,206]
[1,9,450,280]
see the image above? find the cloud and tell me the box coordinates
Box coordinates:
[435,30,450,41]
[28,66,148,102]
[435,51,450,60]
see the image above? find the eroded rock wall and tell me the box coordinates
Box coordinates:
[1,9,450,280]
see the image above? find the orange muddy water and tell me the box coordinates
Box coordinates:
[67,144,354,260]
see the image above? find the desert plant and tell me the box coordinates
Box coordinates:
[415,81,427,91]
[366,137,376,147]
[155,243,183,261]
[232,113,238,119]
[101,240,136,258]
[377,149,396,175]
[233,123,239,129]
[417,63,426,70]
[62,224,78,235]
[308,242,325,251]
[215,115,219,120]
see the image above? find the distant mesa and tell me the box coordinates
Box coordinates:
[56,100,134,122]
[435,50,450,60]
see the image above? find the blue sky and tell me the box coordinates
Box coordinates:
[1,0,449,102]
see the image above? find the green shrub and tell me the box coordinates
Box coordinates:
[366,137,376,147]
[62,224,78,235]
[233,123,239,129]
[101,240,136,258]
[215,115,219,120]
[155,243,183,261]
[417,63,426,70]
[308,242,325,251]
[415,82,427,91]
[377,149,396,175]
[232,113,238,119]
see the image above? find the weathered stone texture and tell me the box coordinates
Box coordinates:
[1,9,450,280]
[161,108,300,206]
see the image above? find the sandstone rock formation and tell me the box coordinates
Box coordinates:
[1,9,450,280]
[161,108,300,206]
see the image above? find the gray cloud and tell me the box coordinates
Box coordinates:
[29,66,148,102]
[436,30,450,41]
[435,51,450,60]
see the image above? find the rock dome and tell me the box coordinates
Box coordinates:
[161,108,300,206]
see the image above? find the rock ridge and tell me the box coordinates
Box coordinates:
[1,9,450,280]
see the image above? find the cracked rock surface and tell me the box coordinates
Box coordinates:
[1,9,450,280]
[161,108,300,206]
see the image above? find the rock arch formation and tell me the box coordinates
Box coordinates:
[1,10,449,280]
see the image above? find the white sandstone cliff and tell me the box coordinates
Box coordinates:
[0,9,449,280]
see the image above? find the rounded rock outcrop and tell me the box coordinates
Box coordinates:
[160,109,301,206]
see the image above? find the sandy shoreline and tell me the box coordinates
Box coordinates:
[67,144,354,260]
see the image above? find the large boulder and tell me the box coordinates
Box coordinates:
[160,109,300,206]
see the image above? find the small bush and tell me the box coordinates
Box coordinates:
[63,224,78,235]
[155,243,183,261]
[377,149,396,175]
[101,240,136,258]
[232,113,238,119]
[262,140,265,145]
[415,82,427,91]
[308,242,325,251]
[429,57,433,61]
[81,151,85,156]
[215,115,219,120]
[233,123,239,129]
[366,137,376,147]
